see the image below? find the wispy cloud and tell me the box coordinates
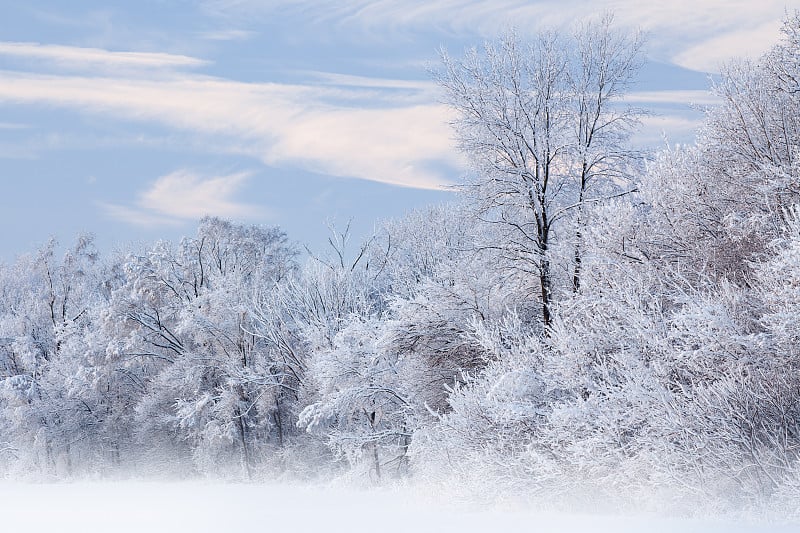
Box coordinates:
[623,89,712,146]
[100,203,184,228]
[0,62,460,190]
[636,115,704,147]
[625,90,720,107]
[671,21,783,73]
[0,122,30,130]
[197,29,256,41]
[204,0,788,72]
[102,170,261,226]
[309,71,435,92]
[0,42,208,71]
[139,170,260,219]
[267,104,457,189]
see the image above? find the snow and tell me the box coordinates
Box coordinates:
[0,482,792,533]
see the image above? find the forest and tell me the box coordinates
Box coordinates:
[1,13,800,518]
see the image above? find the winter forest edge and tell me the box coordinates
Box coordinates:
[3,12,800,520]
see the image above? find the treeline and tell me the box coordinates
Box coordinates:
[2,13,800,517]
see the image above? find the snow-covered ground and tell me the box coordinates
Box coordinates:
[0,482,793,533]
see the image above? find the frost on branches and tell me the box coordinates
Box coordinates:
[1,12,800,521]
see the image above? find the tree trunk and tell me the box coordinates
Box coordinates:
[540,259,552,333]
[234,405,252,481]
[371,442,382,483]
[573,223,583,293]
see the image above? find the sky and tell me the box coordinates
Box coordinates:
[0,1,794,260]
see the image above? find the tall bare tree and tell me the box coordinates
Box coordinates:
[436,15,642,330]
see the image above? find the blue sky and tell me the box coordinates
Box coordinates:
[0,1,793,259]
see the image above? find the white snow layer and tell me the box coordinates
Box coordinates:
[0,482,793,533]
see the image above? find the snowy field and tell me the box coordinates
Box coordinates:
[0,482,794,533]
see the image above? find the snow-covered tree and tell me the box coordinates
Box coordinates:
[436,15,642,329]
[298,317,412,481]
[108,217,297,477]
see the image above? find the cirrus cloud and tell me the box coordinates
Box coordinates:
[0,57,460,190]
[202,0,789,73]
[0,42,208,71]
[101,170,261,227]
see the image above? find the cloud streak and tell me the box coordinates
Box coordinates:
[140,170,260,219]
[672,21,783,73]
[102,170,261,226]
[0,65,460,190]
[635,115,704,147]
[0,122,30,130]
[205,0,788,72]
[0,42,208,71]
[624,90,720,107]
[197,29,256,41]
